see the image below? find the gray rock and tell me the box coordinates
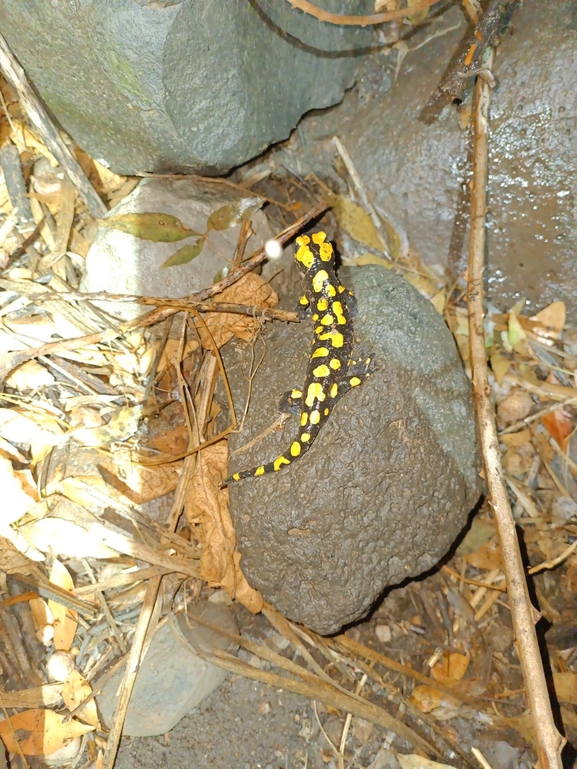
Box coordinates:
[224,265,481,634]
[0,0,372,175]
[297,0,577,319]
[96,600,238,737]
[81,177,273,318]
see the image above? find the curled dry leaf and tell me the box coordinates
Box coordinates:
[541,407,574,452]
[184,443,263,613]
[197,272,278,350]
[497,390,534,424]
[0,708,94,756]
[206,197,263,232]
[430,651,470,686]
[48,559,78,652]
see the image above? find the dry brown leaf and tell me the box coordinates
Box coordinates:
[146,425,189,457]
[47,560,78,652]
[500,428,532,448]
[410,685,443,713]
[0,533,41,573]
[0,684,63,709]
[20,516,118,560]
[554,671,577,705]
[197,273,278,350]
[98,453,183,503]
[541,407,574,452]
[463,537,503,570]
[529,301,566,340]
[455,519,496,557]
[185,443,263,613]
[0,455,37,526]
[62,670,100,728]
[430,652,470,686]
[0,708,94,756]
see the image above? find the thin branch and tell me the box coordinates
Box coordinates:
[466,47,565,769]
[285,0,443,26]
[32,292,300,323]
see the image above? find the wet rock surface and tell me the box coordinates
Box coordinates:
[296,0,577,319]
[224,265,481,635]
[0,0,372,175]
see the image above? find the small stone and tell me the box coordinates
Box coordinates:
[258,701,271,715]
[497,390,534,424]
[552,495,577,521]
[46,651,75,682]
[375,625,392,644]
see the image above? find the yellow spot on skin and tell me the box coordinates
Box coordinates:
[290,441,301,457]
[233,473,240,481]
[301,432,311,442]
[313,314,319,321]
[315,326,324,335]
[318,331,344,348]
[330,382,338,398]
[333,300,346,325]
[317,298,328,312]
[320,314,334,326]
[312,270,329,293]
[312,232,327,245]
[306,382,326,407]
[300,412,308,426]
[309,409,321,425]
[313,364,330,378]
[350,377,362,387]
[291,389,302,399]
[338,285,346,293]
[296,235,310,246]
[255,466,265,476]
[311,347,329,358]
[324,408,330,415]
[296,244,314,269]
[330,358,342,371]
[326,284,336,297]
[319,243,333,262]
[273,456,291,471]
[299,295,309,306]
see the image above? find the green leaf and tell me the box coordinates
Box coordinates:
[101,212,201,242]
[162,238,205,268]
[326,193,385,252]
[206,197,263,232]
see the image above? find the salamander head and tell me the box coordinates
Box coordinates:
[295,231,335,272]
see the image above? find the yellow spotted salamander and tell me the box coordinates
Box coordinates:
[221,231,374,486]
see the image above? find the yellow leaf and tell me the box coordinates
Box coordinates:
[355,253,393,268]
[508,313,532,356]
[100,212,200,242]
[62,671,100,728]
[430,651,470,685]
[0,709,94,756]
[490,352,511,385]
[47,560,77,652]
[529,301,566,340]
[328,193,385,251]
[206,197,263,232]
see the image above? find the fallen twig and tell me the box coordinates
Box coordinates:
[465,47,565,769]
[285,0,443,26]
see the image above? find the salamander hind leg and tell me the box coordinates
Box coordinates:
[278,387,304,415]
[337,353,377,396]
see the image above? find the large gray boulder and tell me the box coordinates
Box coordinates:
[223,264,482,635]
[0,0,373,174]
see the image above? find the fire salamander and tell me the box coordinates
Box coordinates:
[221,231,373,486]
